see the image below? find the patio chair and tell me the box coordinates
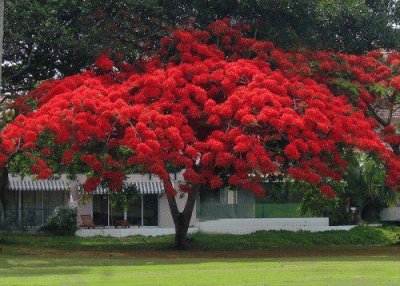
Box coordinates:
[115,220,134,228]
[79,215,96,229]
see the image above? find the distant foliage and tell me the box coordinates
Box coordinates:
[3,0,400,93]
[300,152,399,224]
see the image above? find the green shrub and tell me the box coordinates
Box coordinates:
[40,206,77,236]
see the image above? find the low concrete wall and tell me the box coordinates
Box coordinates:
[75,218,358,237]
[197,217,353,234]
[380,207,400,222]
[76,227,198,237]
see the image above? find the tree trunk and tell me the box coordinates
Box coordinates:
[167,185,199,249]
[174,212,190,249]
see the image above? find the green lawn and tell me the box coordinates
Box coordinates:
[1,255,400,285]
[1,226,400,285]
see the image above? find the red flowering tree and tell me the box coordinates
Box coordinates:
[1,19,400,248]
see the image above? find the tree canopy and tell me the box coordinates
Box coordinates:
[1,19,400,247]
[3,0,400,93]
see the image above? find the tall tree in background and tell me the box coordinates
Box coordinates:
[0,0,4,222]
[2,0,400,94]
[0,0,4,95]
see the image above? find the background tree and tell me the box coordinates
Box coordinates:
[1,20,400,248]
[3,0,179,93]
[342,152,398,222]
[3,0,400,93]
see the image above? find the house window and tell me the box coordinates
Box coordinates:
[93,194,158,227]
[24,190,66,226]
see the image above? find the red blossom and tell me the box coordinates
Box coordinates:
[0,153,7,167]
[61,149,75,165]
[41,148,52,157]
[284,144,301,160]
[94,54,114,72]
[83,176,101,193]
[31,158,52,179]
[80,154,103,172]
[320,185,336,198]
[390,76,400,91]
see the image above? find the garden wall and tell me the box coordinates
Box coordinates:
[198,218,356,234]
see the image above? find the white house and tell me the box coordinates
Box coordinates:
[1,173,353,236]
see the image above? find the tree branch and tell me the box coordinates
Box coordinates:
[167,190,180,225]
[367,104,389,127]
[183,184,200,219]
[8,46,35,80]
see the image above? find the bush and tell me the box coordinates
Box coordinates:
[40,206,77,236]
[300,189,353,225]
[298,153,399,225]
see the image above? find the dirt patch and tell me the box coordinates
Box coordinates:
[3,245,400,259]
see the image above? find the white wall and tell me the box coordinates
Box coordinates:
[197,217,355,234]
[380,207,400,221]
[76,226,198,238]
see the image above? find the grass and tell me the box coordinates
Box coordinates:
[1,226,400,285]
[255,202,304,218]
[1,254,400,285]
[191,226,400,251]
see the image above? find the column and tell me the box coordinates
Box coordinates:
[18,189,21,225]
[41,190,44,225]
[107,194,110,227]
[141,194,144,227]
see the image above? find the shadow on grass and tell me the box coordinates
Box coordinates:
[1,253,400,278]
